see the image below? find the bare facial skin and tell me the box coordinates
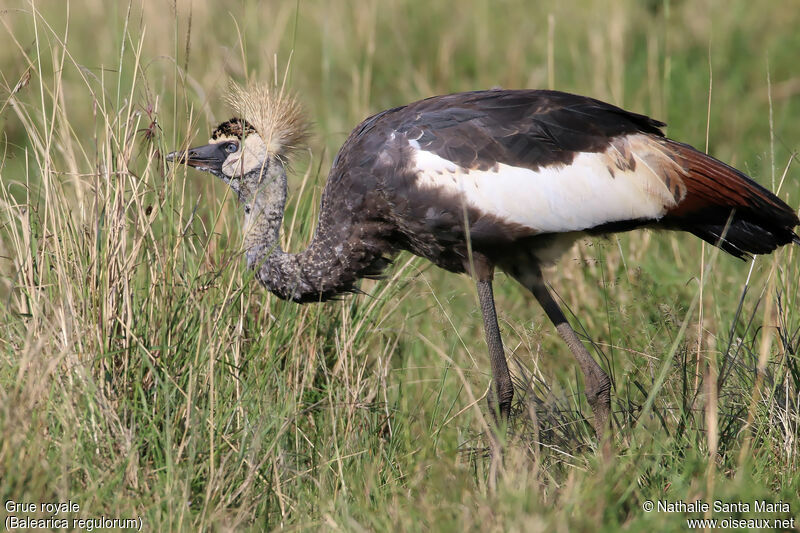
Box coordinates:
[221,134,269,179]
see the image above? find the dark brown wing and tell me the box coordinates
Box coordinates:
[392,89,666,171]
[330,89,798,262]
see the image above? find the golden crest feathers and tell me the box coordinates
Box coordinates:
[225,80,310,159]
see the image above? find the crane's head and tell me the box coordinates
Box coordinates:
[167,81,309,204]
[166,117,276,200]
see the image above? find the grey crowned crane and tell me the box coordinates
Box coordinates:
[168,84,799,437]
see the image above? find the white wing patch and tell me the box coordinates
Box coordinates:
[410,134,684,233]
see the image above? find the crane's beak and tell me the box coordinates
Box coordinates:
[166,143,227,172]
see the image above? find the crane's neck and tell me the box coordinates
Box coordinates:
[238,168,312,302]
[238,166,376,303]
[240,170,288,273]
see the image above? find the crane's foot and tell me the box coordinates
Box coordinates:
[584,366,612,440]
[487,384,513,432]
[486,387,512,493]
[521,271,613,442]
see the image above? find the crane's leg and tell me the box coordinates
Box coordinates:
[476,279,514,428]
[519,271,611,438]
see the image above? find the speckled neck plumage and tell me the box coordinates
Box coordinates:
[236,165,318,302]
[239,164,392,303]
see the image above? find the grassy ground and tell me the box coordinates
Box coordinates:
[1,0,799,530]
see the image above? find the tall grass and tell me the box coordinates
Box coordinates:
[1,0,798,529]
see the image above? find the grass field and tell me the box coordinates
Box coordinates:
[1,0,799,530]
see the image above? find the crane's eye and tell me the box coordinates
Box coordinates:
[224,142,239,153]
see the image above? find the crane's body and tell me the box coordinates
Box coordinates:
[169,87,799,436]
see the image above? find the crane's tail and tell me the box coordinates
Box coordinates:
[660,139,799,258]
